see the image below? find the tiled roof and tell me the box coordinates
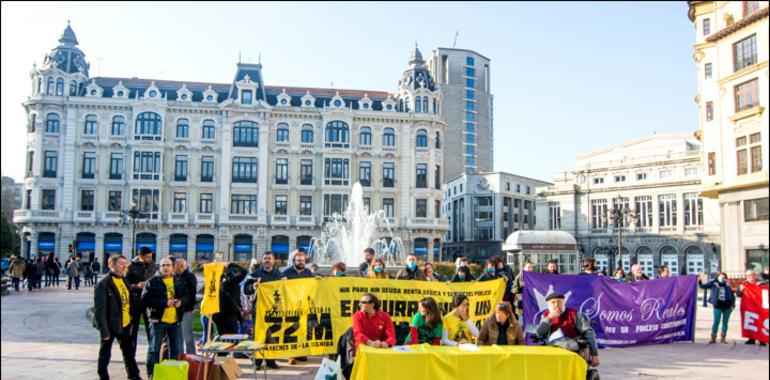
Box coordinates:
[706,7,769,43]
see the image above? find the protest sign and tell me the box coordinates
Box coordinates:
[739,282,769,344]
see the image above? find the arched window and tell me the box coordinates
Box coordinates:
[69,80,78,96]
[301,124,314,143]
[433,99,438,114]
[46,113,60,133]
[55,78,64,96]
[383,128,396,147]
[202,119,215,140]
[435,131,441,149]
[415,97,422,113]
[359,127,372,146]
[276,123,289,142]
[325,121,349,147]
[134,112,162,140]
[176,118,189,138]
[423,96,429,113]
[404,97,411,112]
[416,129,428,148]
[46,77,54,95]
[83,114,98,135]
[233,120,259,147]
[111,116,125,136]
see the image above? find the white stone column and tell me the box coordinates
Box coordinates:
[257,113,269,225]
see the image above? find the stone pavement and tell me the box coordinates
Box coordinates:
[2,284,768,379]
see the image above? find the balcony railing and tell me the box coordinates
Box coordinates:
[173,138,191,145]
[271,215,289,226]
[659,226,677,233]
[296,215,316,226]
[195,213,215,224]
[229,214,259,222]
[75,211,95,222]
[299,143,315,150]
[168,212,188,224]
[684,225,703,232]
[102,211,123,223]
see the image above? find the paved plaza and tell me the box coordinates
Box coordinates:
[1,284,767,379]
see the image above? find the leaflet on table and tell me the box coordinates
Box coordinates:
[205,342,235,350]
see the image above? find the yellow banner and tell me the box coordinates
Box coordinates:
[200,262,225,316]
[255,277,506,358]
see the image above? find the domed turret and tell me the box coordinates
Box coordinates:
[42,21,90,77]
[399,43,435,92]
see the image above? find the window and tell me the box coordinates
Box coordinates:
[132,151,161,180]
[684,193,703,226]
[201,156,214,182]
[41,189,55,210]
[591,199,608,229]
[46,113,60,133]
[82,152,96,179]
[134,112,162,140]
[416,129,428,148]
[416,164,427,188]
[108,191,122,212]
[733,35,757,72]
[744,1,759,16]
[383,198,395,218]
[199,193,213,213]
[232,157,258,183]
[435,200,441,219]
[706,101,713,121]
[659,194,677,227]
[80,190,94,211]
[231,194,257,214]
[173,193,187,213]
[423,96,429,113]
[299,196,312,216]
[708,152,716,175]
[524,200,530,210]
[46,77,54,95]
[737,133,762,175]
[43,151,57,178]
[29,114,36,133]
[324,158,350,185]
[465,101,476,111]
[274,195,288,215]
[111,116,125,136]
[383,162,395,187]
[301,125,314,143]
[466,89,476,100]
[84,115,97,135]
[593,177,604,185]
[466,56,475,66]
[300,160,313,185]
[174,155,188,181]
[466,78,475,88]
[750,133,762,172]
[202,120,215,140]
[466,112,476,121]
[176,119,189,138]
[323,194,349,216]
[548,202,561,230]
[735,78,759,112]
[634,196,653,227]
[26,151,34,177]
[359,161,371,187]
[415,97,421,113]
[275,159,288,184]
[636,172,647,181]
[466,67,475,77]
[704,62,712,79]
[383,128,396,147]
[435,132,441,149]
[241,89,252,105]
[684,167,699,176]
[233,121,259,147]
[435,165,441,189]
[466,123,475,133]
[415,199,427,218]
[325,121,350,147]
[276,124,289,142]
[526,186,531,195]
[515,184,521,193]
[659,170,673,179]
[702,18,710,35]
[109,153,123,180]
[744,198,769,221]
[359,127,372,146]
[55,78,64,96]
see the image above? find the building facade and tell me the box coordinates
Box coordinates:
[688,1,769,276]
[13,24,448,264]
[1,176,23,220]
[426,48,493,178]
[442,172,550,262]
[536,134,721,278]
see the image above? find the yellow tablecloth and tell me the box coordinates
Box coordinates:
[350,344,587,380]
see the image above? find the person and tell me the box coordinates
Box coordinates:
[283,250,315,280]
[441,294,480,346]
[761,267,770,283]
[45,253,55,287]
[244,251,284,370]
[657,265,670,278]
[477,258,504,282]
[513,261,535,321]
[535,293,600,368]
[625,264,650,282]
[579,258,599,275]
[545,259,560,275]
[451,265,474,283]
[423,262,445,282]
[35,256,45,288]
[174,259,198,355]
[52,256,62,287]
[213,263,248,337]
[332,262,347,277]
[95,254,141,380]
[9,255,25,291]
[404,297,443,345]
[67,257,81,290]
[395,254,427,280]
[699,272,735,344]
[367,258,389,279]
[141,257,189,379]
[92,257,102,283]
[358,248,375,278]
[612,268,626,282]
[352,293,396,349]
[24,259,36,291]
[83,260,94,287]
[736,269,766,346]
[126,247,157,347]
[477,301,524,346]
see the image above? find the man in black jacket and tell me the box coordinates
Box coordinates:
[126,247,156,345]
[244,251,284,370]
[174,258,198,355]
[141,257,190,378]
[94,254,141,380]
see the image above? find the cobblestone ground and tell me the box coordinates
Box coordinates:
[2,284,767,379]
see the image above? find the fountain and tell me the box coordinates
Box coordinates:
[303,182,405,268]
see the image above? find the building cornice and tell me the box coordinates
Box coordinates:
[706,7,769,43]
[717,61,769,86]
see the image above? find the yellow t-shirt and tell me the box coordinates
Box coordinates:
[161,277,177,324]
[442,309,475,344]
[113,276,131,328]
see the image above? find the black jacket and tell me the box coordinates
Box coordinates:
[126,257,156,296]
[243,266,283,296]
[94,273,135,339]
[140,274,190,324]
[179,269,198,312]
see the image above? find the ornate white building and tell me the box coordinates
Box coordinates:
[13,24,448,264]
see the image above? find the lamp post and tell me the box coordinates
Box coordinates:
[123,201,145,258]
[605,194,638,272]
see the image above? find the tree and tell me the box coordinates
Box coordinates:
[0,216,19,258]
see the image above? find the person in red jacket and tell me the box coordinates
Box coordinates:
[534,293,600,368]
[352,293,396,350]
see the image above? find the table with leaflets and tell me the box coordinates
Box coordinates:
[350,344,588,380]
[199,334,267,380]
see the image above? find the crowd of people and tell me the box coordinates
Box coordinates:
[5,254,101,291]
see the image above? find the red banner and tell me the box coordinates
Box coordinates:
[739,283,769,344]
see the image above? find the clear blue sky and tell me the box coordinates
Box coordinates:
[1,1,697,183]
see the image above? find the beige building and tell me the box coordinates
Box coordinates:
[689,1,768,276]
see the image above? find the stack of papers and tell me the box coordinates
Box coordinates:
[391,345,412,352]
[234,340,264,350]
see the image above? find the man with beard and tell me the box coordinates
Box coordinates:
[282,251,314,364]
[244,251,284,370]
[534,293,600,368]
[126,247,157,345]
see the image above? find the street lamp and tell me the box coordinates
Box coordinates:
[605,194,638,271]
[123,201,145,258]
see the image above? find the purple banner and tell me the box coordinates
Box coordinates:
[522,272,698,347]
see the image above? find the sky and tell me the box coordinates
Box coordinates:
[0,1,698,183]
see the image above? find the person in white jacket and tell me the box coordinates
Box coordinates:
[441,294,480,346]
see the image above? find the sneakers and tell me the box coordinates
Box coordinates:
[266,361,280,370]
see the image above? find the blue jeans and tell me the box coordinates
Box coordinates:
[147,322,182,376]
[712,307,732,334]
